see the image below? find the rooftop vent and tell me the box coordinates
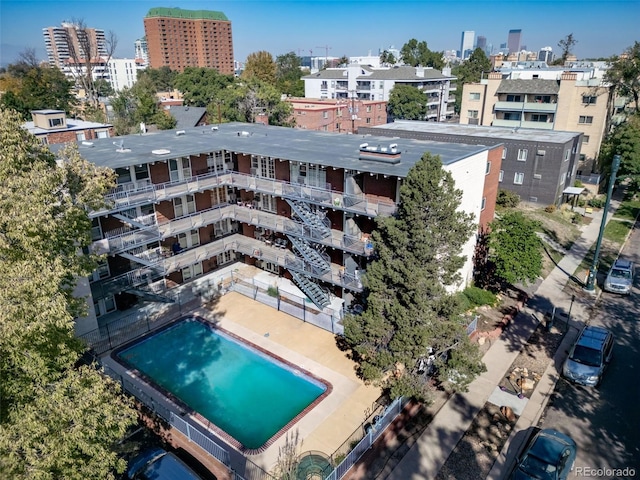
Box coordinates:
[211,126,219,131]
[176,130,186,136]
[81,141,94,147]
[359,143,402,164]
[113,141,131,153]
[237,131,251,137]
[152,149,171,155]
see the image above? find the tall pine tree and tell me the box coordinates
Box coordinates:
[344,152,486,401]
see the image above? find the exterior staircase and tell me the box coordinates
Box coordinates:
[285,199,331,238]
[287,235,331,275]
[289,270,331,309]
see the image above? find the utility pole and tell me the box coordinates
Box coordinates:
[584,154,621,292]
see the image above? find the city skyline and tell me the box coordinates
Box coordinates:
[1,0,638,68]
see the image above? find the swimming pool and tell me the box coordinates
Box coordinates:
[115,317,329,451]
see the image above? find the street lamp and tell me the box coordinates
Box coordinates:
[584,154,621,293]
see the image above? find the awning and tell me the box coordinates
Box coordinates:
[563,187,586,195]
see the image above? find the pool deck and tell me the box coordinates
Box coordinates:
[110,291,383,477]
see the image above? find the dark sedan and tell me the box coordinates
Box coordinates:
[509,428,577,480]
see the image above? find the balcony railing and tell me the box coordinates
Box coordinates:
[494,101,557,113]
[492,119,554,130]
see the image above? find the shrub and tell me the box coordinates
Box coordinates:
[544,204,556,213]
[588,197,605,208]
[462,286,497,307]
[496,189,520,208]
[267,285,279,297]
[574,180,584,188]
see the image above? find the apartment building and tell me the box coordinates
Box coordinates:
[303,65,456,122]
[286,97,388,133]
[24,110,113,145]
[106,58,146,91]
[143,7,234,74]
[43,22,108,70]
[460,65,613,175]
[361,120,582,207]
[64,123,495,334]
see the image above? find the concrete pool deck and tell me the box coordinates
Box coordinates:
[110,291,383,477]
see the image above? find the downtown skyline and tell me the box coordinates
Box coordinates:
[1,0,638,67]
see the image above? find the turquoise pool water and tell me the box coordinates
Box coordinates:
[116,318,326,450]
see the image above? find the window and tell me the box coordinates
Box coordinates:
[502,148,507,159]
[531,114,548,122]
[514,172,524,185]
[76,131,86,141]
[134,164,149,181]
[503,112,521,120]
[564,149,570,161]
[366,106,371,112]
[582,95,597,104]
[323,111,328,119]
[485,161,491,175]
[181,262,203,281]
[366,117,371,124]
[578,116,594,124]
[48,117,63,128]
[115,167,132,184]
[467,110,479,119]
[173,194,196,218]
[506,94,522,102]
[96,130,109,138]
[583,135,590,144]
[533,95,551,103]
[517,149,528,161]
[217,251,233,265]
[499,170,504,182]
[469,92,481,100]
[481,197,486,210]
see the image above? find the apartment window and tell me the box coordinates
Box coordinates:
[506,94,522,102]
[578,116,593,124]
[517,149,528,161]
[217,251,233,265]
[48,118,63,128]
[379,82,384,89]
[320,81,328,89]
[485,161,491,175]
[582,95,597,105]
[503,112,521,120]
[514,172,524,185]
[366,117,371,124]
[323,111,328,119]
[134,164,149,181]
[467,109,479,119]
[502,148,507,159]
[582,135,590,144]
[115,167,132,184]
[533,95,551,103]
[181,262,203,281]
[481,197,486,210]
[531,114,548,122]
[469,92,481,100]
[499,170,504,182]
[76,131,86,141]
[173,194,196,218]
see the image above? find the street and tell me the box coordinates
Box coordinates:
[538,222,640,478]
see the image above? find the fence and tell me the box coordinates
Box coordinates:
[229,273,344,335]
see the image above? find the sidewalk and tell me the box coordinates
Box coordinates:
[386,193,623,480]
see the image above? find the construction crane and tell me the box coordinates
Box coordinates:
[316,45,332,67]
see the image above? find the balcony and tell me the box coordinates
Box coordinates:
[494,101,557,114]
[492,119,554,130]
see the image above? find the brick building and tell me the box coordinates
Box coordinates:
[24,110,113,145]
[143,7,234,74]
[286,97,388,133]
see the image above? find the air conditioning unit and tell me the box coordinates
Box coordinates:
[536,150,546,156]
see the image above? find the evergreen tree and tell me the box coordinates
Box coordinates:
[344,153,485,401]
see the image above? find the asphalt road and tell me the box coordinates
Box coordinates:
[538,221,640,479]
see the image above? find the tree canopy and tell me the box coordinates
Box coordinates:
[556,34,578,64]
[451,48,492,113]
[399,39,445,69]
[137,66,178,92]
[605,41,640,114]
[275,51,305,97]
[380,50,397,66]
[0,51,76,119]
[387,84,428,121]
[343,152,484,401]
[488,211,543,286]
[0,108,138,478]
[600,112,640,188]
[242,50,277,84]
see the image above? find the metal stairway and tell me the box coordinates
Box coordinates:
[290,270,330,309]
[287,235,331,275]
[285,199,331,238]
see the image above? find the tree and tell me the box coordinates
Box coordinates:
[387,84,428,120]
[605,41,640,114]
[0,108,137,478]
[64,19,118,110]
[242,50,277,84]
[557,33,577,64]
[336,55,350,67]
[173,67,236,107]
[0,52,76,119]
[399,38,445,69]
[489,211,543,286]
[275,51,304,97]
[600,113,640,188]
[343,152,484,401]
[380,50,397,66]
[154,110,178,130]
[451,48,492,113]
[137,66,178,92]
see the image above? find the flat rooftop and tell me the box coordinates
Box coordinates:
[369,120,582,144]
[54,122,490,178]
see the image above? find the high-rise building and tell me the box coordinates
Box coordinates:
[460,30,475,59]
[538,47,554,64]
[507,29,522,54]
[43,22,107,69]
[143,7,234,73]
[134,37,149,66]
[476,36,487,52]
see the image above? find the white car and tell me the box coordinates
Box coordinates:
[603,259,634,294]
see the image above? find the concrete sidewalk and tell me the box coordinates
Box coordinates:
[386,194,623,480]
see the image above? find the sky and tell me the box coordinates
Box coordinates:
[1,0,638,67]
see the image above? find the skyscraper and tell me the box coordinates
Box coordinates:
[538,46,554,64]
[507,29,522,54]
[476,36,487,55]
[460,30,475,60]
[143,7,234,73]
[134,37,149,66]
[43,22,107,69]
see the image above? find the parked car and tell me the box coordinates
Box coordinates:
[509,428,577,480]
[604,258,634,294]
[562,325,614,387]
[127,447,202,480]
